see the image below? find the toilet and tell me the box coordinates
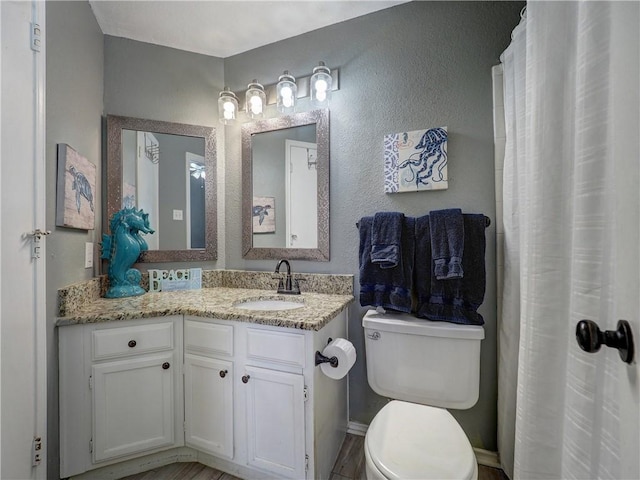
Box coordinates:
[362,310,485,480]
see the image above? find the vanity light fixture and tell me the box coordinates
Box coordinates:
[218,87,238,125]
[230,65,338,115]
[310,61,332,108]
[276,71,297,114]
[245,80,266,119]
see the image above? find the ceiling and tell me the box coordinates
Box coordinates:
[89,1,410,58]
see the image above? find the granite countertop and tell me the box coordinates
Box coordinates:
[56,287,354,331]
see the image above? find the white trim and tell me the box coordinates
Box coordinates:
[0,1,3,474]
[32,1,47,478]
[474,448,501,469]
[346,421,502,468]
[346,421,368,437]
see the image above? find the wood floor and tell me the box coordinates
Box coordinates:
[119,433,508,480]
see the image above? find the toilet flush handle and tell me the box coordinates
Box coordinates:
[366,331,380,340]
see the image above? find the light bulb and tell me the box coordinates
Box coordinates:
[223,101,235,120]
[315,82,328,102]
[245,80,266,119]
[276,71,297,114]
[281,86,294,108]
[218,87,238,125]
[249,95,263,115]
[310,62,332,107]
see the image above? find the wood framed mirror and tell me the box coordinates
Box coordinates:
[241,109,329,261]
[106,115,217,262]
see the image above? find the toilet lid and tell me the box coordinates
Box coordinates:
[365,401,476,480]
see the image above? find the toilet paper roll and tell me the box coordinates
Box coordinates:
[320,338,356,379]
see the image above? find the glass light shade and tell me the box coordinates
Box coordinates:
[218,87,238,125]
[276,71,297,114]
[245,80,266,119]
[310,62,332,108]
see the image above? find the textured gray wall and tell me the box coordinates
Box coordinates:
[224,1,522,451]
[103,35,225,270]
[45,2,104,477]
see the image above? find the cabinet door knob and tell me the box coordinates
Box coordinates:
[162,362,170,370]
[219,369,228,378]
[242,375,250,384]
[128,340,137,348]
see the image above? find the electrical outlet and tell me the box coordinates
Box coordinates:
[173,209,183,221]
[85,242,93,269]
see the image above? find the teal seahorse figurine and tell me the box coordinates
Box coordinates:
[101,207,154,298]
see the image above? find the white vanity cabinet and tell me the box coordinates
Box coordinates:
[59,309,349,480]
[184,314,347,480]
[183,318,234,458]
[59,316,184,478]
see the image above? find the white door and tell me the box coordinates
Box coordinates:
[185,152,205,249]
[136,131,159,249]
[92,353,175,462]
[244,366,306,479]
[0,2,47,479]
[184,354,234,458]
[285,140,317,248]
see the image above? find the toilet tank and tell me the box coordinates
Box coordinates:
[363,310,484,410]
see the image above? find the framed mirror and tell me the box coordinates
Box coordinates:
[242,109,329,261]
[106,115,217,262]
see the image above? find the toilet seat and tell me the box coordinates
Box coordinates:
[365,400,477,480]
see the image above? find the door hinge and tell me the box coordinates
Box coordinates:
[32,436,43,466]
[183,421,187,433]
[305,454,309,472]
[30,23,42,52]
[28,229,50,259]
[89,438,93,454]
[89,375,93,390]
[303,385,309,402]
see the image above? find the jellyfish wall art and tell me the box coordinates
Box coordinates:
[384,126,448,193]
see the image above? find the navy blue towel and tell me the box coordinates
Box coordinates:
[359,215,415,313]
[429,208,464,280]
[371,212,405,269]
[415,214,486,325]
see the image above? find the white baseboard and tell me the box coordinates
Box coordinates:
[346,421,368,436]
[346,421,502,469]
[69,447,198,480]
[474,448,501,468]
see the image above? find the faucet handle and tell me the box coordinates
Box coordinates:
[290,277,304,294]
[271,274,285,290]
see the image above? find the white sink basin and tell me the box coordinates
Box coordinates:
[235,298,305,311]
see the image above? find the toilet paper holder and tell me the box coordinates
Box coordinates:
[315,337,339,368]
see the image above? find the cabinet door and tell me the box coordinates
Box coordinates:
[184,354,234,458]
[92,352,175,462]
[244,366,306,479]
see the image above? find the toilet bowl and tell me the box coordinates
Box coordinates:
[362,310,484,480]
[363,400,477,480]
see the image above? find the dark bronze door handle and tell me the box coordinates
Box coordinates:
[576,319,634,364]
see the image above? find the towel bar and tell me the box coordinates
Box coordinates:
[356,215,491,229]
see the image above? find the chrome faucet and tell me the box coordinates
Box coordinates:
[274,259,301,295]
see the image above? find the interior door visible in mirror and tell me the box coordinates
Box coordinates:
[241,109,329,261]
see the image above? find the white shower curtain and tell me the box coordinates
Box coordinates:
[498,2,639,479]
